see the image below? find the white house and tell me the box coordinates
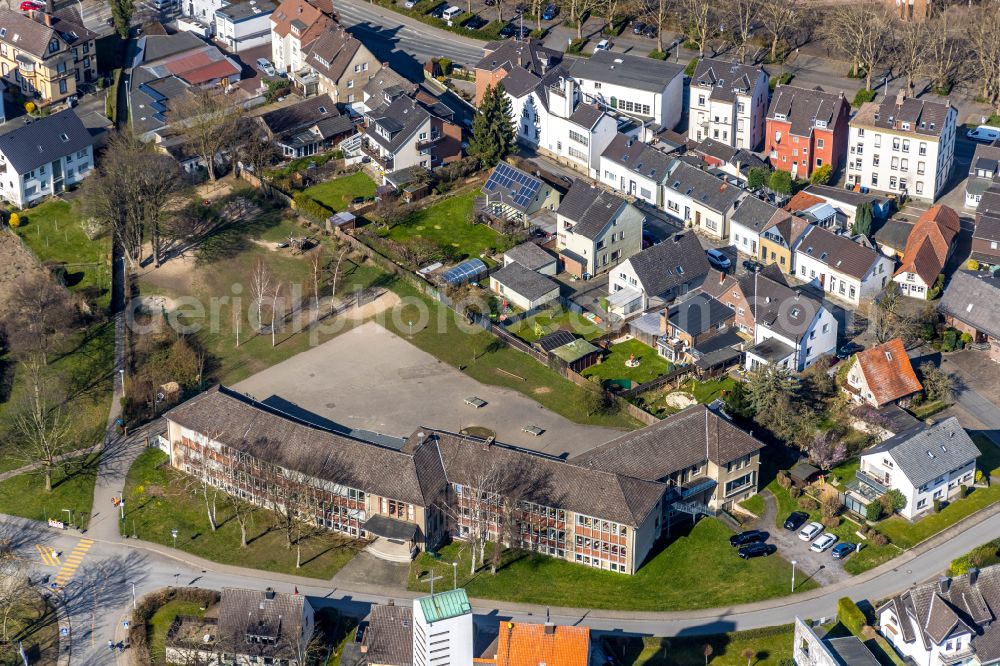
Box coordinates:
[849,417,978,520]
[965,141,1000,210]
[570,50,685,131]
[555,180,644,278]
[270,0,332,75]
[607,231,709,317]
[214,0,274,52]
[662,158,746,241]
[413,589,474,666]
[793,618,880,666]
[489,261,560,310]
[878,565,1000,666]
[687,58,769,150]
[793,225,894,306]
[599,133,673,207]
[729,196,782,258]
[845,90,957,203]
[0,109,94,208]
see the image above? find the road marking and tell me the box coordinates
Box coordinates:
[35,544,61,567]
[52,539,93,587]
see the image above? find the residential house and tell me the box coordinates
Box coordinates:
[361,93,462,181]
[690,137,768,185]
[972,185,1000,267]
[257,93,355,159]
[361,65,417,114]
[214,0,275,53]
[729,195,783,258]
[532,329,576,354]
[846,90,957,202]
[847,417,978,520]
[607,230,709,317]
[166,587,316,666]
[570,50,685,130]
[875,218,915,260]
[793,225,894,306]
[270,0,333,75]
[785,190,842,231]
[878,565,1000,666]
[474,39,560,105]
[758,208,811,274]
[792,618,880,666]
[687,58,769,149]
[844,338,922,408]
[573,403,765,513]
[599,133,672,207]
[662,158,746,241]
[765,84,851,179]
[893,204,960,299]
[483,162,560,225]
[489,261,560,310]
[965,140,1000,209]
[803,183,892,230]
[655,293,736,364]
[503,241,557,275]
[348,600,414,666]
[303,26,379,106]
[412,589,474,666]
[555,180,644,278]
[0,109,94,208]
[940,269,1000,363]
[482,621,591,666]
[0,7,98,105]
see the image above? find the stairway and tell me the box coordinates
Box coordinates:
[365,537,417,563]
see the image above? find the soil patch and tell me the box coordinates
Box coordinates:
[0,233,45,317]
[664,392,697,409]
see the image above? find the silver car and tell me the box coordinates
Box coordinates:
[797,521,823,541]
[810,533,838,552]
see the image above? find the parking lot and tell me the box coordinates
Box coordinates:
[233,321,625,457]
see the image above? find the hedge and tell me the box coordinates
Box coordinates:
[293,192,334,225]
[129,587,220,665]
[838,597,867,636]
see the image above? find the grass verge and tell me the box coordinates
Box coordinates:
[609,624,794,665]
[0,454,99,528]
[303,172,377,212]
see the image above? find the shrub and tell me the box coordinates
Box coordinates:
[798,496,819,511]
[852,89,876,107]
[822,496,842,519]
[7,212,20,229]
[769,71,793,91]
[292,192,333,224]
[809,163,833,185]
[567,38,587,55]
[822,515,841,529]
[968,259,981,271]
[927,273,946,300]
[747,166,771,191]
[684,57,699,77]
[960,484,969,498]
[838,597,868,636]
[769,169,793,195]
[776,470,792,489]
[648,49,668,60]
[865,501,884,522]
[976,470,986,486]
[789,486,802,499]
[933,498,944,513]
[869,530,890,546]
[970,542,1000,567]
[885,488,907,513]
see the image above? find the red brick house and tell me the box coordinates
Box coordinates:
[765,85,851,180]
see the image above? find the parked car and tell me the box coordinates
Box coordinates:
[967,125,1000,142]
[798,521,823,541]
[742,259,764,273]
[595,38,612,51]
[632,21,647,34]
[836,341,864,359]
[429,2,447,17]
[642,24,657,38]
[705,248,732,270]
[541,3,558,18]
[729,530,765,547]
[403,0,416,7]
[832,542,856,559]
[499,22,529,38]
[738,543,777,559]
[442,5,463,24]
[256,58,277,77]
[810,533,838,553]
[464,14,488,28]
[19,1,43,10]
[783,511,809,531]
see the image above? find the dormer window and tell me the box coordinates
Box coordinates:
[815,120,827,129]
[901,121,910,130]
[774,113,786,121]
[48,39,59,54]
[59,133,69,142]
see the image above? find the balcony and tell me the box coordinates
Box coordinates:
[856,469,890,494]
[415,132,441,150]
[360,140,393,171]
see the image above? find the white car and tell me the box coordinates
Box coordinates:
[797,521,823,541]
[810,533,839,553]
[595,39,611,51]
[403,0,416,6]
[256,58,276,77]
[967,125,1000,143]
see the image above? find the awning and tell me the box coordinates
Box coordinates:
[608,287,642,308]
[363,514,418,541]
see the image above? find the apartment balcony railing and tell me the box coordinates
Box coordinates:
[360,140,394,171]
[856,469,890,495]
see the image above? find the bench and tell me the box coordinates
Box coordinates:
[464,397,487,408]
[522,425,544,436]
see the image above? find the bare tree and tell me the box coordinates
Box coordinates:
[170,88,245,182]
[677,0,714,57]
[923,12,962,95]
[249,258,272,332]
[760,0,799,62]
[329,247,349,303]
[0,547,33,643]
[270,283,283,347]
[6,274,76,367]
[642,0,671,52]
[221,454,256,548]
[825,2,895,90]
[8,360,73,493]
[969,9,1000,113]
[894,20,930,92]
[726,0,765,63]
[602,0,634,36]
[309,249,325,312]
[564,0,600,39]
[868,283,915,344]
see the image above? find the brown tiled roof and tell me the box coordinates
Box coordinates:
[785,191,825,213]
[491,622,590,666]
[854,339,922,406]
[761,210,809,247]
[217,588,307,660]
[571,405,764,482]
[270,0,332,46]
[894,204,959,285]
[767,85,848,137]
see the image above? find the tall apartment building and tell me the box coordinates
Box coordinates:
[846,91,957,202]
[412,590,473,666]
[687,58,769,150]
[269,0,332,74]
[764,84,851,179]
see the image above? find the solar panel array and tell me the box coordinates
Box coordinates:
[484,163,541,210]
[442,258,488,286]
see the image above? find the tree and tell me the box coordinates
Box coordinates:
[249,258,272,332]
[742,648,755,666]
[170,88,245,182]
[703,643,713,666]
[919,362,954,403]
[726,0,765,63]
[679,0,714,56]
[109,0,134,38]
[8,360,73,493]
[869,283,914,344]
[809,163,832,186]
[747,166,770,191]
[7,212,19,229]
[894,20,930,92]
[924,12,961,95]
[6,273,76,367]
[809,430,847,469]
[469,84,515,168]
[768,168,793,195]
[885,488,907,513]
[824,2,894,91]
[852,202,874,237]
[745,365,802,441]
[865,500,884,521]
[969,9,1000,113]
[563,0,600,39]
[0,547,33,643]
[760,0,799,62]
[642,0,671,52]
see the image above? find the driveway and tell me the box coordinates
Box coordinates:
[233,321,624,458]
[933,350,1000,445]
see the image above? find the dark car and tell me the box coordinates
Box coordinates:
[729,530,765,547]
[642,24,657,38]
[465,14,488,28]
[500,22,529,38]
[739,543,777,559]
[832,542,856,559]
[837,341,864,359]
[632,21,647,34]
[784,511,809,531]
[541,3,558,19]
[428,2,447,16]
[742,259,764,273]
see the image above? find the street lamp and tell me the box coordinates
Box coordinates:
[62,508,72,528]
[119,368,125,396]
[791,560,797,593]
[171,528,178,549]
[452,562,458,590]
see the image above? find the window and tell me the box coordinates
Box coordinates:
[857,128,865,137]
[568,129,589,146]
[346,79,354,88]
[816,138,825,149]
[916,181,924,195]
[815,158,823,167]
[871,174,878,186]
[697,95,705,106]
[48,39,59,54]
[902,139,910,152]
[919,142,927,156]
[59,79,67,94]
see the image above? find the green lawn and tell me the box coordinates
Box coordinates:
[384,189,508,260]
[148,599,206,664]
[878,484,1000,549]
[303,172,377,211]
[0,455,99,527]
[123,449,365,578]
[738,493,765,517]
[828,458,860,489]
[684,376,738,403]
[974,434,1000,476]
[584,339,674,387]
[0,596,59,666]
[506,307,604,343]
[612,625,794,665]
[408,519,815,611]
[383,284,639,428]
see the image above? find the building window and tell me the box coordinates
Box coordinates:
[48,39,59,54]
[816,138,825,149]
[59,79,67,94]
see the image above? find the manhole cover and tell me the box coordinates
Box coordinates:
[325,402,335,409]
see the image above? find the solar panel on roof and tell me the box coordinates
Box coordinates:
[485,163,541,210]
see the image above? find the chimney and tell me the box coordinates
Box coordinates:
[43,12,52,26]
[264,587,276,600]
[970,568,980,586]
[544,622,556,635]
[896,89,906,106]
[938,577,951,594]
[719,270,725,285]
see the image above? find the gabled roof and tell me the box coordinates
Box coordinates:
[693,137,737,163]
[690,58,767,103]
[0,9,60,59]
[484,162,545,214]
[940,270,1000,337]
[874,219,914,253]
[601,133,672,184]
[366,95,431,154]
[705,266,824,343]
[492,622,590,666]
[217,588,307,660]
[623,231,710,297]
[664,159,745,214]
[767,85,848,137]
[785,191,826,213]
[567,102,604,130]
[504,241,555,271]
[477,39,561,78]
[851,92,954,138]
[761,210,810,247]
[364,65,417,104]
[534,329,576,353]
[269,0,332,46]
[666,293,733,336]
[305,27,368,85]
[491,262,559,302]
[867,417,979,492]
[557,180,628,239]
[803,184,889,210]
[795,226,883,280]
[259,93,340,135]
[570,50,684,94]
[140,31,206,63]
[730,196,782,234]
[895,205,960,285]
[854,339,922,406]
[363,603,413,666]
[0,109,93,174]
[572,404,764,481]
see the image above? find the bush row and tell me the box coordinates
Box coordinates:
[129,587,220,665]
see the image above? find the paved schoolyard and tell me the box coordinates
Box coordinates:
[233,321,625,458]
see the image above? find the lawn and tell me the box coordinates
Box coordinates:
[123,449,365,578]
[506,306,604,343]
[408,519,816,611]
[828,458,860,489]
[584,339,674,387]
[384,189,508,261]
[974,434,1000,476]
[638,376,739,418]
[611,624,794,665]
[303,172,377,211]
[0,454,99,528]
[878,484,1000,549]
[0,596,59,666]
[148,599,206,664]
[382,284,639,429]
[738,493,765,517]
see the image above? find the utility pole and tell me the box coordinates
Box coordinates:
[791,560,797,593]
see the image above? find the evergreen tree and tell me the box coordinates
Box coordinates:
[469,84,515,168]
[852,202,874,237]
